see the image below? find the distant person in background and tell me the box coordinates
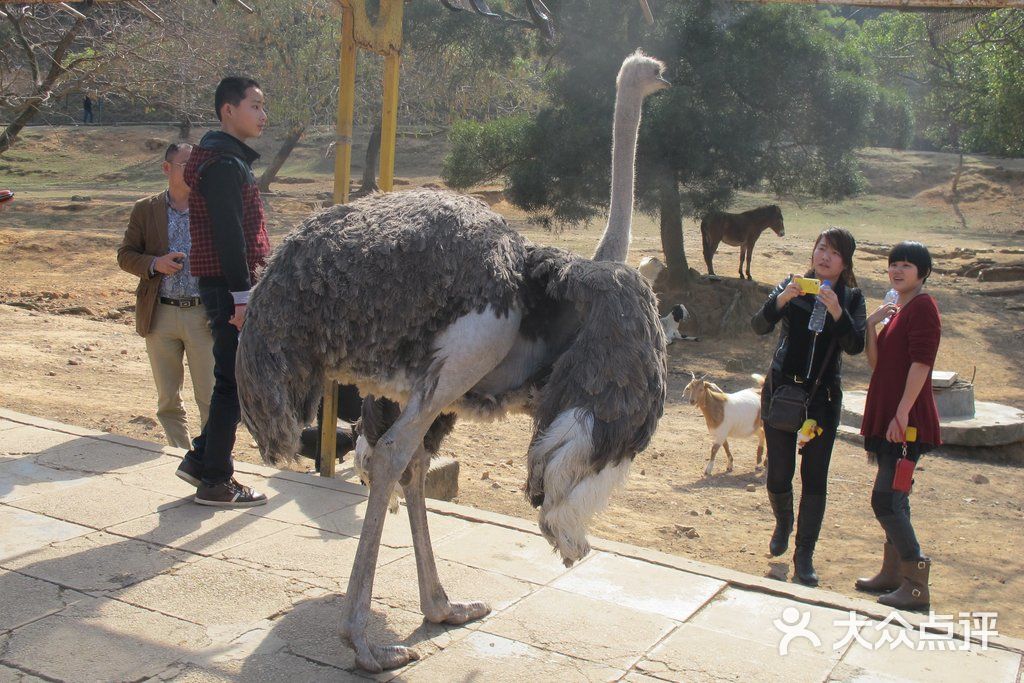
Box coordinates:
[83,95,94,124]
[117,143,214,449]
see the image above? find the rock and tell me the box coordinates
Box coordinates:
[724,357,746,372]
[978,265,1024,283]
[685,528,700,539]
[1007,303,1024,312]
[689,510,700,517]
[106,310,122,319]
[70,195,92,202]
[972,474,989,485]
[144,137,169,151]
[129,415,158,428]
[120,348,129,354]
[704,508,713,515]
[45,371,56,376]
[490,481,500,489]
[746,483,757,492]
[480,471,489,480]
[639,469,645,475]
[58,306,96,316]
[67,357,82,365]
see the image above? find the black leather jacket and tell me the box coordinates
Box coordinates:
[752,276,866,391]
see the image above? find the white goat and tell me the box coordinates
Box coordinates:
[661,304,699,344]
[683,373,765,476]
[638,256,666,283]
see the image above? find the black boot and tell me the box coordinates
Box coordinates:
[767,490,794,557]
[793,494,826,586]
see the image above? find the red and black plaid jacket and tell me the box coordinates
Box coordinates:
[184,132,270,287]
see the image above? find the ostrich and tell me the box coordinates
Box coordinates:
[237,51,669,672]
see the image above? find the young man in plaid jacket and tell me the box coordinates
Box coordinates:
[175,77,271,507]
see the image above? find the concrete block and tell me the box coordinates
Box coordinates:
[480,586,676,668]
[433,524,570,584]
[10,475,187,529]
[401,631,625,682]
[0,597,209,682]
[0,570,88,631]
[4,531,195,594]
[0,507,92,563]
[310,499,471,549]
[551,551,725,621]
[425,455,459,501]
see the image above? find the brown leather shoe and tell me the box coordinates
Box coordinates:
[195,478,268,508]
[878,558,930,612]
[856,542,902,593]
[175,457,202,488]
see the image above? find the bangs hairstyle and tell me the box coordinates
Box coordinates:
[806,226,858,288]
[214,77,261,121]
[888,241,932,283]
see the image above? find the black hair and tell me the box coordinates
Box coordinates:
[888,241,932,283]
[806,226,858,288]
[163,142,191,162]
[214,77,261,121]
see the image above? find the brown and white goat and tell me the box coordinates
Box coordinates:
[683,373,765,476]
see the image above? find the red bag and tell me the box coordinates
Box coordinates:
[892,427,917,493]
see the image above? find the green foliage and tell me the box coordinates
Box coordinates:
[444,1,877,227]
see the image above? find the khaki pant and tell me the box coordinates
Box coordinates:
[145,302,214,448]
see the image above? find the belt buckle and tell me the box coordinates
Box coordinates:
[180,299,192,308]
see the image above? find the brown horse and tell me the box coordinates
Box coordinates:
[700,205,785,280]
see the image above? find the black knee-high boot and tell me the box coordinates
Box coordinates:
[794,494,826,586]
[768,490,794,557]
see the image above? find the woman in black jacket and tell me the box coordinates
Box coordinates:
[752,227,866,586]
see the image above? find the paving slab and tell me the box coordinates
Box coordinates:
[480,586,678,669]
[240,476,363,525]
[214,525,408,593]
[372,554,537,615]
[399,631,625,682]
[0,663,47,683]
[0,420,20,432]
[0,570,88,632]
[0,597,209,682]
[636,621,838,682]
[432,523,571,584]
[9,474,189,529]
[150,654,357,682]
[107,503,295,557]
[0,426,81,456]
[0,506,92,563]
[551,551,726,621]
[34,437,176,474]
[3,530,196,594]
[835,619,1023,683]
[687,586,855,659]
[0,457,94,503]
[311,498,473,549]
[112,555,319,628]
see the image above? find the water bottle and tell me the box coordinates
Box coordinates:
[882,288,899,325]
[807,279,831,333]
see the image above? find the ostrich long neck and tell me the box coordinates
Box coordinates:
[593,85,643,262]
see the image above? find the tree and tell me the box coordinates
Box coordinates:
[444,1,877,284]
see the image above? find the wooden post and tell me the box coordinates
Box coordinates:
[319,378,338,477]
[378,50,401,192]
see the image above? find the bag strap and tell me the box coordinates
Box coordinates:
[805,286,852,403]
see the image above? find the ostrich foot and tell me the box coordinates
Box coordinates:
[425,600,491,626]
[345,633,420,673]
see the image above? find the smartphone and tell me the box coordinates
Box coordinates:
[0,190,13,203]
[905,426,917,442]
[794,277,820,295]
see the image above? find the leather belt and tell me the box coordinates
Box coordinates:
[160,296,202,308]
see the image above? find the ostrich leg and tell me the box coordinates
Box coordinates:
[340,309,519,672]
[402,445,489,624]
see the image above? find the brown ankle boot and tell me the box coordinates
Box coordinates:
[855,542,901,593]
[878,558,930,611]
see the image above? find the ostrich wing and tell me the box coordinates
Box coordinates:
[525,257,667,503]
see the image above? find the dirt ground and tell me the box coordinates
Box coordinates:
[2,125,1023,637]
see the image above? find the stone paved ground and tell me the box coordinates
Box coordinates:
[1,408,1021,682]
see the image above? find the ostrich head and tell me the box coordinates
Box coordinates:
[616,50,670,97]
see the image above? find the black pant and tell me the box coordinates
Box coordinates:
[871,449,922,560]
[764,376,842,496]
[185,284,239,485]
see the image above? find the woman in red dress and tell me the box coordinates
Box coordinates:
[856,241,940,611]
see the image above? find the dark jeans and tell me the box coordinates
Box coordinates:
[764,375,842,496]
[83,110,93,123]
[871,448,922,560]
[185,284,238,485]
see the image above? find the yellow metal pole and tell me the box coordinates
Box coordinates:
[378,52,402,191]
[333,4,357,206]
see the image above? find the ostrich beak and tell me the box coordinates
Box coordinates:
[655,75,671,90]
